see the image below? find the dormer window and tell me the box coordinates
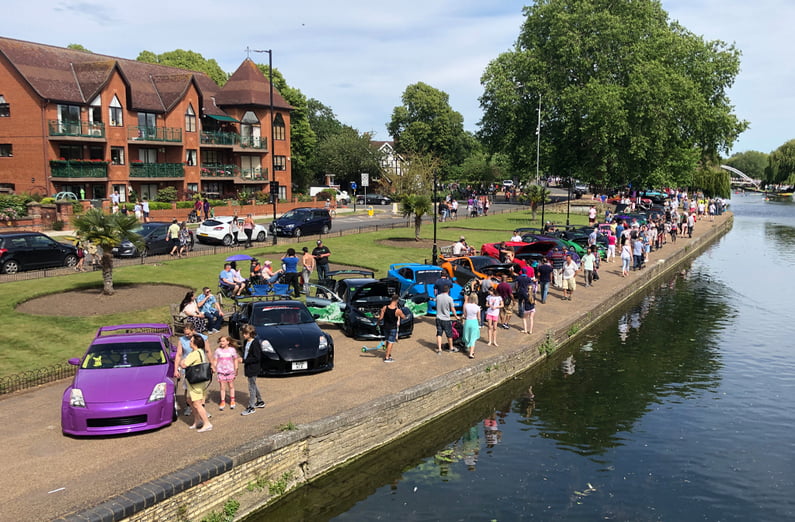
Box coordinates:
[109,96,123,127]
[185,104,196,132]
[0,95,9,118]
[273,113,285,140]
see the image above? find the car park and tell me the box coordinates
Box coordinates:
[196,216,268,246]
[355,193,393,205]
[61,323,178,436]
[0,231,78,274]
[387,263,464,314]
[227,298,334,375]
[111,222,194,258]
[269,207,332,238]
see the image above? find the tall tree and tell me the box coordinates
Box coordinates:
[72,209,142,295]
[765,140,795,186]
[388,82,469,178]
[392,152,440,240]
[315,128,383,187]
[137,49,228,86]
[724,150,768,181]
[479,0,747,190]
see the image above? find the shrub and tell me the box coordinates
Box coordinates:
[148,201,172,211]
[51,220,65,231]
[176,201,195,209]
[155,187,178,203]
[0,194,32,219]
[41,197,55,204]
[316,189,335,202]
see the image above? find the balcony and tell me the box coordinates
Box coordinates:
[235,136,268,151]
[200,164,238,177]
[129,162,185,178]
[50,160,108,178]
[200,131,238,147]
[127,126,182,143]
[48,120,105,138]
[238,168,269,182]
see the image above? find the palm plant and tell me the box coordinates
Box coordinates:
[72,209,142,295]
[400,194,433,240]
[522,184,550,220]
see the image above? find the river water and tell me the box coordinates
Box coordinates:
[253,195,795,521]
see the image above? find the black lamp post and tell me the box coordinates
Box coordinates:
[432,170,438,265]
[251,47,277,245]
[566,177,572,227]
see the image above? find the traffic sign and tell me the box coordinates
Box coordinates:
[361,173,369,187]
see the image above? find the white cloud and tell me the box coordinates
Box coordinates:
[4,0,788,152]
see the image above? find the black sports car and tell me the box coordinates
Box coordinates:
[111,222,194,258]
[336,277,415,340]
[228,299,334,376]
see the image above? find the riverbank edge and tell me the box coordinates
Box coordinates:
[60,214,733,522]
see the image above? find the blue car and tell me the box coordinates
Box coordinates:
[387,263,465,315]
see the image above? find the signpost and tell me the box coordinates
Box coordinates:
[361,173,369,209]
[270,180,279,244]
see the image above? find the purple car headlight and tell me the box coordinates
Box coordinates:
[69,388,86,408]
[318,336,328,351]
[147,382,167,403]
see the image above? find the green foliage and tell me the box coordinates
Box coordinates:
[155,187,178,203]
[200,498,239,522]
[400,194,433,241]
[479,0,748,189]
[137,49,228,86]
[278,421,298,431]
[388,82,470,177]
[519,184,550,219]
[315,128,384,186]
[567,324,581,337]
[692,167,731,198]
[539,331,558,356]
[268,471,295,497]
[0,194,33,219]
[67,43,92,52]
[146,201,172,210]
[176,201,194,209]
[724,150,768,181]
[51,220,65,231]
[764,140,795,186]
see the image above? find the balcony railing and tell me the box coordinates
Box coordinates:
[200,164,238,177]
[237,136,267,150]
[127,126,182,143]
[48,120,106,138]
[129,163,185,178]
[50,160,108,178]
[239,168,268,181]
[200,131,238,146]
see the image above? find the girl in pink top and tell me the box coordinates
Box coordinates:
[213,336,241,410]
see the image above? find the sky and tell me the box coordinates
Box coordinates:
[4,1,791,156]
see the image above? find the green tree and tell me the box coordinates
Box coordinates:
[137,49,228,86]
[479,0,747,190]
[67,44,92,52]
[692,167,730,198]
[520,184,551,220]
[765,140,795,186]
[72,209,142,295]
[723,150,768,181]
[388,82,469,177]
[400,194,433,241]
[392,152,440,240]
[315,128,383,187]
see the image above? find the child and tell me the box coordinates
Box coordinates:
[240,324,266,416]
[213,336,241,410]
[486,286,503,347]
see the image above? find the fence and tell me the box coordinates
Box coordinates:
[0,362,76,395]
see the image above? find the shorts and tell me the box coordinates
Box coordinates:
[435,318,453,338]
[384,328,398,343]
[217,372,236,383]
[563,277,576,291]
[486,312,500,321]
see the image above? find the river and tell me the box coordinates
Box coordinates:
[253,194,795,521]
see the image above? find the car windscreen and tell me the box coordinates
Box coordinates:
[279,210,308,220]
[201,219,226,227]
[414,270,443,284]
[471,257,501,271]
[252,305,314,325]
[351,282,398,302]
[81,341,166,369]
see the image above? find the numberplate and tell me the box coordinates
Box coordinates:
[198,233,209,237]
[292,361,308,371]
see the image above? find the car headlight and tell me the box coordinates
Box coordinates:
[70,388,86,408]
[148,382,167,403]
[261,340,276,353]
[283,224,295,229]
[318,336,328,350]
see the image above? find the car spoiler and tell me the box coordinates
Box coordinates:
[327,269,376,279]
[94,323,173,338]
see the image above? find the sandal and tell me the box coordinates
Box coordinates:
[469,354,475,359]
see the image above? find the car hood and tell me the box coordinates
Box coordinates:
[350,280,401,300]
[256,324,326,361]
[73,366,168,403]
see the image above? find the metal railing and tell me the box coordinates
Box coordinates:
[50,162,108,178]
[127,126,182,142]
[200,164,237,177]
[48,120,105,138]
[129,163,185,177]
[237,136,267,150]
[200,131,238,146]
[0,362,76,395]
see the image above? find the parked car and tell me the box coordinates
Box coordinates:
[111,221,194,258]
[502,180,515,189]
[61,323,178,436]
[269,207,332,238]
[334,276,417,340]
[0,231,78,274]
[573,181,589,198]
[356,193,393,205]
[438,256,516,290]
[196,216,268,246]
[387,263,465,314]
[228,298,334,375]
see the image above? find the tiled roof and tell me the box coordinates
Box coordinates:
[0,36,266,116]
[215,59,292,110]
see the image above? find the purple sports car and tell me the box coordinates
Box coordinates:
[61,323,178,436]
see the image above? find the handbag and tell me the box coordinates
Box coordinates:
[185,349,212,384]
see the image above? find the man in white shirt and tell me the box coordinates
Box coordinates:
[561,254,580,301]
[452,236,469,256]
[511,230,523,242]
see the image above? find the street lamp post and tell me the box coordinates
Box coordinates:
[432,170,438,264]
[250,47,277,244]
[536,96,545,226]
[566,177,572,227]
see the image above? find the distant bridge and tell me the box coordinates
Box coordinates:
[720,165,760,188]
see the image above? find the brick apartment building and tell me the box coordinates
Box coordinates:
[0,36,293,203]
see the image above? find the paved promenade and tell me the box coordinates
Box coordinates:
[0,211,731,521]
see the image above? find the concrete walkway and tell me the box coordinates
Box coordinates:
[0,212,732,521]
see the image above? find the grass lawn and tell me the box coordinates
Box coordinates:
[0,209,587,377]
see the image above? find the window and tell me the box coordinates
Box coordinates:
[138,112,156,128]
[89,95,102,123]
[88,146,104,161]
[186,149,197,166]
[201,150,220,164]
[185,104,196,132]
[138,149,157,163]
[273,113,285,140]
[0,95,9,117]
[187,183,198,194]
[0,144,11,157]
[59,145,82,160]
[240,111,261,148]
[111,147,125,165]
[274,155,287,171]
[109,96,123,126]
[58,104,80,122]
